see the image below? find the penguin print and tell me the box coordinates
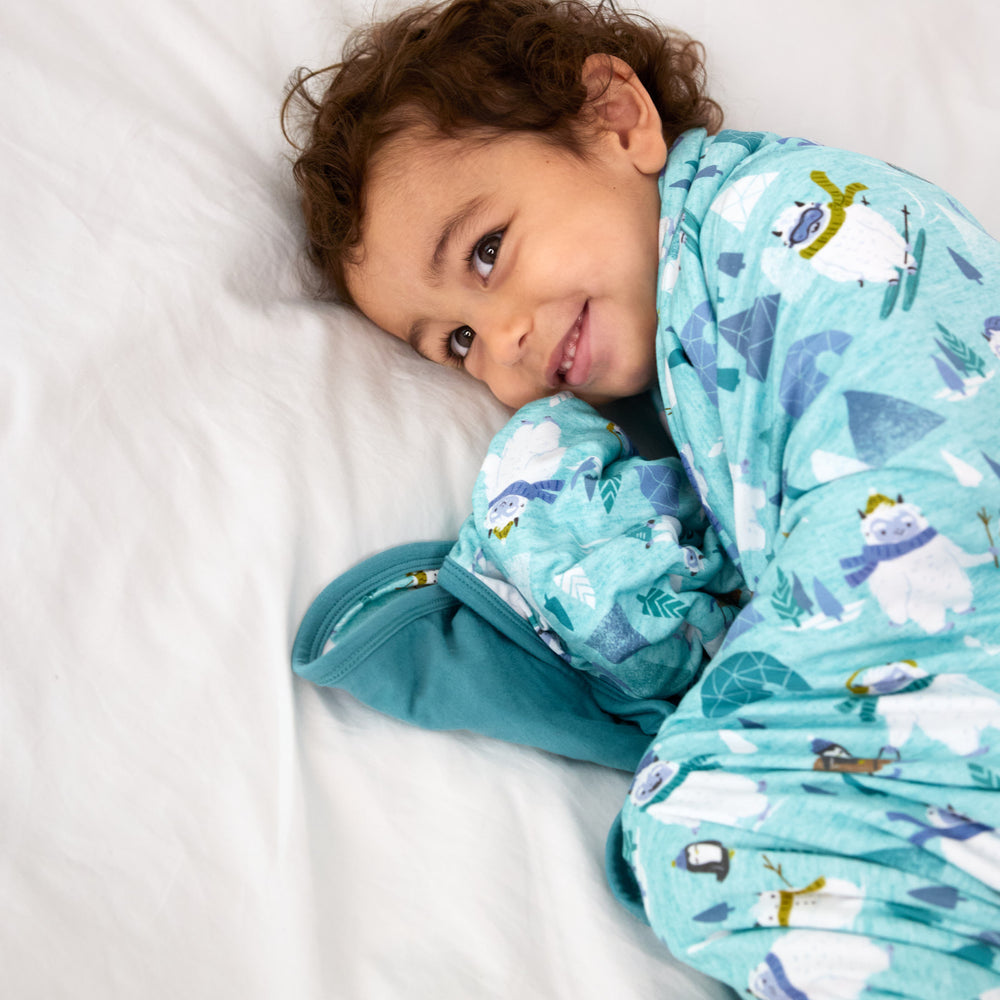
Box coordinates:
[673,840,733,882]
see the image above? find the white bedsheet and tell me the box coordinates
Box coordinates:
[4,2,997,998]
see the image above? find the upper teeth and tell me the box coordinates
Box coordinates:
[558,316,583,375]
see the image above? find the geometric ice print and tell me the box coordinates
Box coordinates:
[636,463,685,516]
[844,391,945,466]
[719,294,780,381]
[585,602,650,665]
[779,330,852,418]
[678,300,720,405]
[700,650,811,718]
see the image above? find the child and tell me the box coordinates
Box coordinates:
[285,1,1000,996]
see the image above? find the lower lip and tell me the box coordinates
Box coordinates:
[563,304,592,387]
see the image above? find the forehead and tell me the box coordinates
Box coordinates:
[366,131,493,247]
[361,125,580,242]
[369,125,488,186]
[349,129,571,322]
[346,132,486,319]
[346,132,477,304]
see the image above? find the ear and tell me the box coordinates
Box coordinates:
[580,53,667,175]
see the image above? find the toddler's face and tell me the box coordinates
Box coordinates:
[347,123,664,409]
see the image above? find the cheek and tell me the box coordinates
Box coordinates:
[463,353,547,409]
[492,375,553,410]
[462,348,486,384]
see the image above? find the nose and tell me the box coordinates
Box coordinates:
[474,300,532,367]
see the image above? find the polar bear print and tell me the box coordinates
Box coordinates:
[877,670,1000,755]
[646,768,772,833]
[748,930,891,1000]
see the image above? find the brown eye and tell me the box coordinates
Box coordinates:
[471,232,502,279]
[449,326,475,358]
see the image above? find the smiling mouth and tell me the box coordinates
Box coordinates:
[557,330,581,376]
[552,304,587,382]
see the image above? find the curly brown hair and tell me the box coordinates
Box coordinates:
[281,0,721,304]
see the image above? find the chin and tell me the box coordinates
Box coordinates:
[582,368,657,407]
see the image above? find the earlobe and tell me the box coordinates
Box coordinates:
[580,53,667,175]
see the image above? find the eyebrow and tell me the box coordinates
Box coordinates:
[426,196,487,283]
[405,196,488,356]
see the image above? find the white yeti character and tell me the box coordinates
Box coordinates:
[752,876,864,929]
[771,170,915,285]
[748,930,890,1000]
[842,492,994,633]
[481,413,566,539]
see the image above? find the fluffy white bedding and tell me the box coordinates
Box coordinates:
[4,1,997,997]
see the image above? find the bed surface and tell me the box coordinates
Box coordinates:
[4,2,998,997]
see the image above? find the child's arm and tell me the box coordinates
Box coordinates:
[448,393,746,700]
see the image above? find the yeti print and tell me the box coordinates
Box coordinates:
[771,170,916,285]
[840,492,996,633]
